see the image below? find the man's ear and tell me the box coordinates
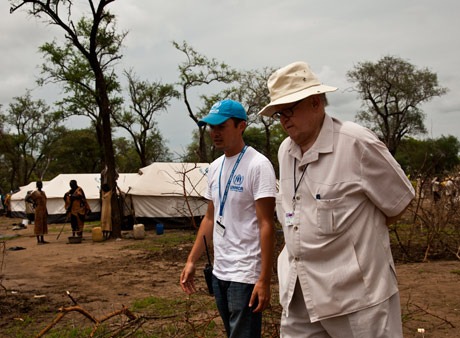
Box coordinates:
[312,95,320,108]
[239,120,247,132]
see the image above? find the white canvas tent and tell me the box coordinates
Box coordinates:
[8,164,209,226]
[9,174,102,223]
[44,173,102,222]
[120,162,209,226]
[44,173,138,223]
[9,173,137,223]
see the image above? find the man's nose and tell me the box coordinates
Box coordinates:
[279,113,290,124]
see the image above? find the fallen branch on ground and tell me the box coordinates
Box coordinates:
[411,303,456,328]
[34,291,138,338]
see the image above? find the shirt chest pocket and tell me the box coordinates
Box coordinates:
[316,197,353,236]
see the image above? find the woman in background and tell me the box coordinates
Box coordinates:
[26,181,48,244]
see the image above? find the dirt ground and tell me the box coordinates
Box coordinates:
[1,216,459,337]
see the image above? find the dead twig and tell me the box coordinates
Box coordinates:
[66,290,78,305]
[411,303,456,328]
[34,291,138,338]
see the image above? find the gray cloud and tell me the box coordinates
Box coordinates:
[2,0,459,155]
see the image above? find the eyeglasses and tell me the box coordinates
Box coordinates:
[272,100,302,120]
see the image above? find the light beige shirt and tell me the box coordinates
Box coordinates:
[277,114,414,322]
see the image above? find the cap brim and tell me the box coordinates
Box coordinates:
[258,85,338,117]
[197,113,231,127]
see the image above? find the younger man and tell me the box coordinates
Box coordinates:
[180,99,277,337]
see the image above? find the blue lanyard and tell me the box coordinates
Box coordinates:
[218,145,248,217]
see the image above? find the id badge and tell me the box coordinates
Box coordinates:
[285,212,294,226]
[216,216,225,237]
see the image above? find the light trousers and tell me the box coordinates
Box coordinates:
[281,279,403,338]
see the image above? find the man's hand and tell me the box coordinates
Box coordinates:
[249,280,271,312]
[180,262,197,295]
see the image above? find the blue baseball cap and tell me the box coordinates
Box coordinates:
[197,99,247,127]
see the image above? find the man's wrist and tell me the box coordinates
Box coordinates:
[186,259,197,266]
[257,277,271,285]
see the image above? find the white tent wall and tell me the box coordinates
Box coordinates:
[132,195,208,218]
[10,182,43,218]
[8,174,104,223]
[121,162,210,227]
[8,163,210,227]
[43,173,102,223]
[125,162,209,197]
[43,173,136,223]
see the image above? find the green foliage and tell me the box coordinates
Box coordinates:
[347,55,448,155]
[44,326,109,338]
[6,316,33,338]
[0,91,63,191]
[390,187,460,262]
[124,231,196,251]
[174,40,239,162]
[113,136,143,172]
[175,49,285,166]
[132,296,184,315]
[112,70,176,166]
[184,122,287,175]
[244,126,266,153]
[11,1,128,238]
[395,135,460,177]
[182,129,222,163]
[37,14,125,171]
[228,67,280,164]
[44,128,102,178]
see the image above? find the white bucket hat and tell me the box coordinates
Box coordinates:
[258,61,338,117]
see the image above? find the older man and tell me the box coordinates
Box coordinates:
[259,62,414,338]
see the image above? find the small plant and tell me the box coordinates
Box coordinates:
[132,296,185,316]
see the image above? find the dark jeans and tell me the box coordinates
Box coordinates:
[212,275,261,338]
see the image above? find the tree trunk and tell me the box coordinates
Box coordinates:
[95,121,106,168]
[95,70,122,238]
[198,126,208,163]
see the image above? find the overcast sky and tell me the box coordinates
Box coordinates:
[1,0,459,158]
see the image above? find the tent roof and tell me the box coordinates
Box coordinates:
[9,163,208,201]
[44,173,102,199]
[116,173,138,192]
[10,181,49,200]
[44,173,136,199]
[122,162,209,197]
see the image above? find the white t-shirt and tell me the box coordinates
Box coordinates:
[205,146,277,284]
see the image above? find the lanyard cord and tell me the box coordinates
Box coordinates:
[218,145,248,217]
[293,158,308,204]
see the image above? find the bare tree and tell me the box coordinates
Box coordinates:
[112,70,179,166]
[174,40,239,162]
[228,67,277,160]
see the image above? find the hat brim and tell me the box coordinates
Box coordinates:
[197,113,231,127]
[258,84,338,117]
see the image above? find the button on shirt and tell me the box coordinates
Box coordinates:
[276,114,415,322]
